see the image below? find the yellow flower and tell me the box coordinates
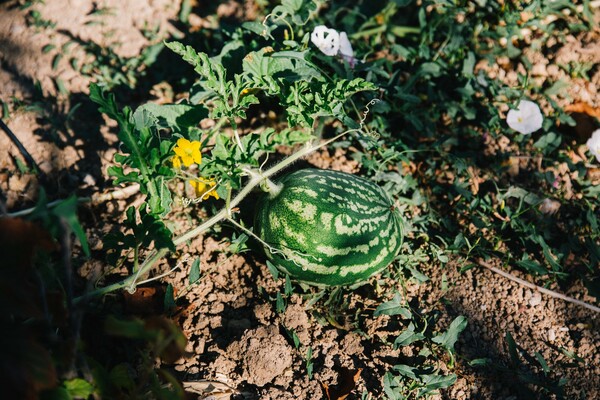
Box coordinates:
[171,156,182,169]
[173,138,202,167]
[190,179,219,200]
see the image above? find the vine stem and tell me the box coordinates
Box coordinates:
[477,259,600,313]
[74,130,358,303]
[0,118,40,172]
[6,183,141,218]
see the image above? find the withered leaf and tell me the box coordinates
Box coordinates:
[183,380,236,400]
[563,102,600,143]
[122,286,165,315]
[565,102,600,119]
[320,367,362,400]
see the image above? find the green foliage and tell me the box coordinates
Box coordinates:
[188,258,201,284]
[82,0,599,397]
[374,292,411,319]
[30,189,90,256]
[90,84,183,216]
[79,39,165,90]
[383,315,467,399]
[432,316,467,353]
[104,205,175,268]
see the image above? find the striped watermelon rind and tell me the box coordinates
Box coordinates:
[254,168,403,286]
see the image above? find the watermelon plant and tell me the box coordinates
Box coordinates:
[6,0,600,398]
[81,1,422,296]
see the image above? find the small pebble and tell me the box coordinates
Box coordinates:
[529,291,542,307]
[548,328,556,341]
[82,173,96,187]
[39,160,53,175]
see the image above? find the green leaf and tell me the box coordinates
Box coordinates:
[516,255,548,275]
[64,378,95,398]
[406,265,429,283]
[242,20,267,35]
[505,331,520,366]
[276,291,286,314]
[432,316,467,352]
[498,186,541,205]
[157,177,173,217]
[179,0,192,23]
[90,84,153,188]
[42,44,56,53]
[109,364,135,391]
[417,373,457,397]
[392,364,418,380]
[107,166,141,184]
[165,41,206,75]
[284,274,293,295]
[189,258,201,284]
[534,351,550,375]
[530,234,564,274]
[266,260,280,280]
[284,327,301,349]
[305,346,313,379]
[394,323,425,347]
[461,51,476,76]
[469,358,491,367]
[382,372,403,400]
[374,293,411,318]
[164,284,176,312]
[534,132,561,154]
[229,233,249,254]
[133,102,208,132]
[52,196,90,257]
[272,0,315,25]
[282,0,302,11]
[544,79,570,96]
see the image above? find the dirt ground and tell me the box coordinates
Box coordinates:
[1,1,599,399]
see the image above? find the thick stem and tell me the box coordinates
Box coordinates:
[262,178,283,198]
[74,247,170,305]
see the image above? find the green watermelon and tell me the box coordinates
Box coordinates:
[254,168,403,286]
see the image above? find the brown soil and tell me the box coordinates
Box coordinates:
[0,1,598,399]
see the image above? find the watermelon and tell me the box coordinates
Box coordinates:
[254,168,403,286]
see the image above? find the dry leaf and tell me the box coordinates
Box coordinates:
[183,380,236,400]
[562,102,600,143]
[123,286,165,315]
[320,367,362,400]
[565,102,600,119]
[588,167,600,182]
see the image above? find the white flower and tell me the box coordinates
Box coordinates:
[311,25,339,56]
[506,100,544,135]
[339,31,354,61]
[586,128,600,162]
